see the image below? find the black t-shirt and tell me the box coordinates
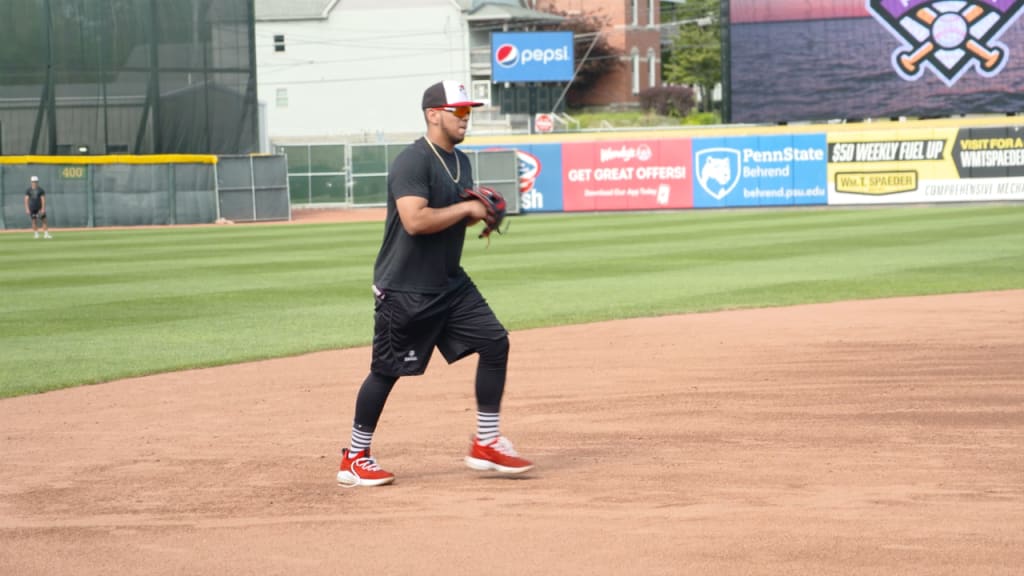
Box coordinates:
[373,137,474,293]
[25,187,45,211]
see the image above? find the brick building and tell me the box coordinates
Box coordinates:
[538,0,662,108]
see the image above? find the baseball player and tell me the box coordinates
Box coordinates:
[336,80,533,487]
[25,176,52,239]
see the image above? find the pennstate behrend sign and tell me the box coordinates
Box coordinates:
[491,31,574,83]
[692,135,828,208]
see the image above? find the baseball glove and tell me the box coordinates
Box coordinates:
[460,185,507,239]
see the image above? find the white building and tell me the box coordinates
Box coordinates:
[254,0,559,144]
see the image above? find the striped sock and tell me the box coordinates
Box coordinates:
[348,426,373,456]
[475,411,500,443]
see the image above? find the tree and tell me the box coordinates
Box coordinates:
[662,0,721,113]
[638,85,695,117]
[536,2,623,108]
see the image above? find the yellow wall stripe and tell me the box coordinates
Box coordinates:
[0,155,218,165]
[465,116,1024,146]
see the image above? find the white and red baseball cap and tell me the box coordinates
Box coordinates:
[421,80,483,109]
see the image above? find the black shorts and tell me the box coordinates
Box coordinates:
[370,279,507,377]
[29,210,45,220]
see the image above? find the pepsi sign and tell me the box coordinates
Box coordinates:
[491,31,574,82]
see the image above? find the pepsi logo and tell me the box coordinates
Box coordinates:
[496,44,519,68]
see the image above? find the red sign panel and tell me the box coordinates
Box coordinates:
[534,113,555,133]
[562,139,694,211]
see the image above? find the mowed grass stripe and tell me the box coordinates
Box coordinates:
[1,204,1021,397]
[468,206,1022,280]
[1,224,379,273]
[499,202,1012,238]
[474,206,1020,263]
[1,223,379,310]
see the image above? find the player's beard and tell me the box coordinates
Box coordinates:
[445,120,467,146]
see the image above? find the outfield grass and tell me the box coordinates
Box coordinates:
[1,204,1022,398]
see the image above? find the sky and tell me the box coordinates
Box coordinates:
[730,0,871,23]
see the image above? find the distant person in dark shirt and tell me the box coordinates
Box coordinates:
[24,176,52,239]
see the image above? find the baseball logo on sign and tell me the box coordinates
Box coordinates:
[932,13,968,48]
[868,0,1024,86]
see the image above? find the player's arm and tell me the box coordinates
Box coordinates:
[396,195,486,236]
[24,194,29,213]
[40,194,46,212]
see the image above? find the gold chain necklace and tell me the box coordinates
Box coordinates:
[425,137,461,183]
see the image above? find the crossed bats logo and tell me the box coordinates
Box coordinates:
[868,0,1024,86]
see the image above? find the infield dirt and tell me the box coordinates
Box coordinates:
[0,209,1021,575]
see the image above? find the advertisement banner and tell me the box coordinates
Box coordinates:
[516,144,564,212]
[953,126,1024,178]
[491,31,575,83]
[866,0,1024,87]
[729,1,1024,123]
[692,134,828,208]
[827,126,1024,204]
[561,139,693,211]
[461,143,564,213]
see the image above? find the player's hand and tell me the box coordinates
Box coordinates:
[464,198,488,224]
[460,186,507,239]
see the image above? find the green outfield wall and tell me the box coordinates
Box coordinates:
[0,154,288,229]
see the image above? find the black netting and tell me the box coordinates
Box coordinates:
[0,0,257,155]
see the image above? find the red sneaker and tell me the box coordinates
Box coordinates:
[465,436,534,474]
[337,449,395,487]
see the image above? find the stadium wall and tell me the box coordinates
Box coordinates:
[462,118,1024,213]
[0,154,288,229]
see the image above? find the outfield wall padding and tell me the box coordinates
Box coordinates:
[462,122,1024,213]
[0,155,289,229]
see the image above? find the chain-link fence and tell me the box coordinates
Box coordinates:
[217,155,289,223]
[276,142,520,213]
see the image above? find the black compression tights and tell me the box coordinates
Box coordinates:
[352,372,397,432]
[353,336,510,431]
[475,335,509,414]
